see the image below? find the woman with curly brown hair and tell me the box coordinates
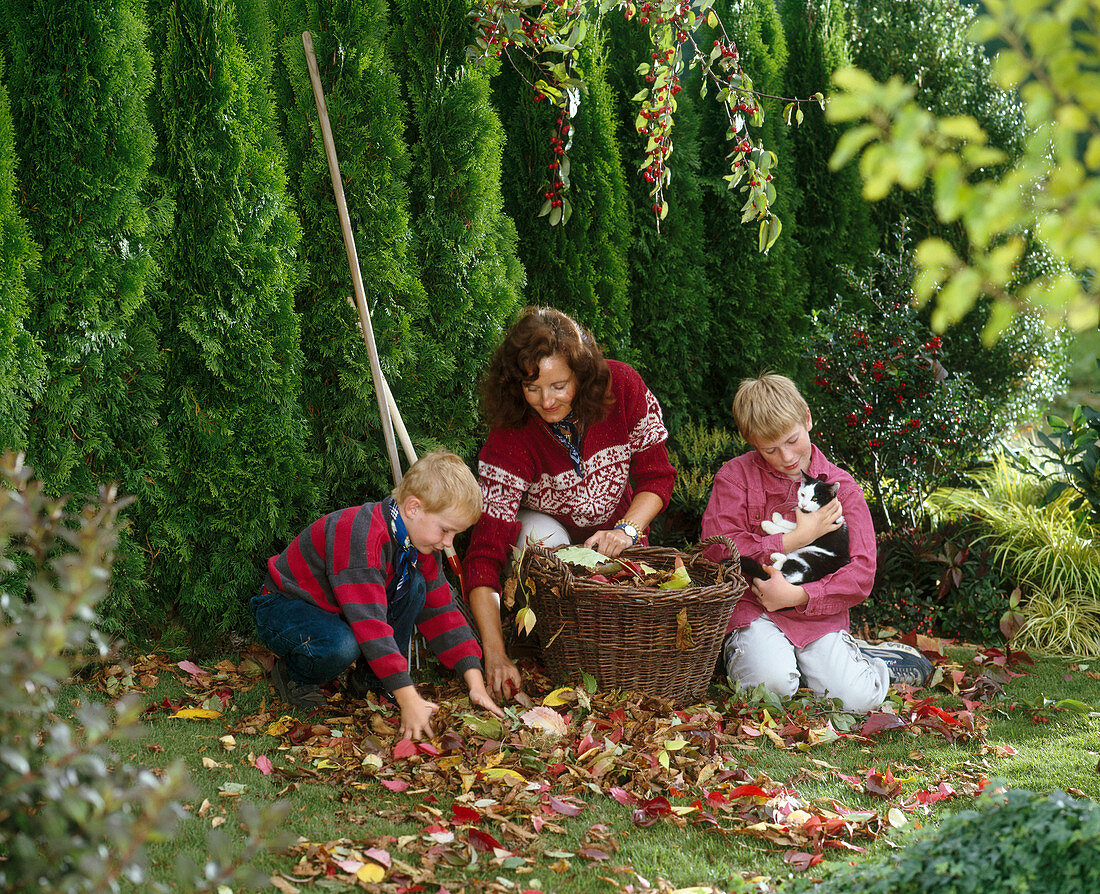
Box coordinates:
[464,307,677,699]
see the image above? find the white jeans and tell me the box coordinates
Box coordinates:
[516,510,571,553]
[723,615,889,712]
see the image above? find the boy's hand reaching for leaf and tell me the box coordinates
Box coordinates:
[393,685,438,740]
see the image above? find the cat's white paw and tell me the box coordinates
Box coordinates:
[769,552,787,570]
[762,513,796,535]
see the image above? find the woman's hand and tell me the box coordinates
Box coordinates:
[464,668,507,719]
[584,526,635,558]
[392,685,439,740]
[483,645,523,701]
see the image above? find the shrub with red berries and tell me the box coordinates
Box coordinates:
[803,295,987,527]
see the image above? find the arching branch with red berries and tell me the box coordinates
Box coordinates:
[467,0,824,249]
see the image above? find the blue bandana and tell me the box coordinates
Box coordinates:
[547,415,584,478]
[386,497,418,604]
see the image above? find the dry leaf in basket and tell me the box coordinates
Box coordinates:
[675,607,695,651]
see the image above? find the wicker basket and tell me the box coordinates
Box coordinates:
[519,537,745,703]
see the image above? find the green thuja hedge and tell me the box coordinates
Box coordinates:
[780,0,875,307]
[605,12,717,434]
[3,0,165,630]
[391,0,524,461]
[276,0,426,508]
[0,52,42,454]
[148,0,316,637]
[697,0,807,409]
[494,26,631,351]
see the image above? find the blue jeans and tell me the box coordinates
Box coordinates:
[250,571,427,686]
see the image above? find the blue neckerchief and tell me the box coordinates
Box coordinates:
[547,415,584,478]
[386,497,418,604]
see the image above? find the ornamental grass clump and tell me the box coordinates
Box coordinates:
[929,454,1100,657]
[0,453,285,893]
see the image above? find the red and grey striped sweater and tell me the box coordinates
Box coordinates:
[264,498,482,693]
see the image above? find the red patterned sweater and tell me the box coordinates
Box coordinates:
[465,360,676,593]
[264,499,483,693]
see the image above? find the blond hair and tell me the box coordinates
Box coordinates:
[392,450,482,524]
[731,373,810,444]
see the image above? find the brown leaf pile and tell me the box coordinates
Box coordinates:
[81,643,1019,893]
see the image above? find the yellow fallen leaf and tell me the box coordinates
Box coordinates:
[543,686,575,707]
[172,708,222,720]
[675,607,695,651]
[664,738,689,751]
[357,863,386,883]
[219,735,237,751]
[314,759,342,770]
[670,805,698,816]
[481,767,525,782]
[266,715,296,736]
[888,807,908,828]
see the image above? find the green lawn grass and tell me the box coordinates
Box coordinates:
[62,645,1100,893]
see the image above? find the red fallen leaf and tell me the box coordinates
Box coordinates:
[588,574,611,583]
[381,779,409,792]
[727,784,769,799]
[617,558,646,577]
[177,660,208,677]
[631,796,672,826]
[865,767,902,798]
[575,732,599,756]
[547,763,568,777]
[467,829,504,853]
[254,755,274,776]
[860,712,907,737]
[705,791,728,806]
[439,732,465,752]
[912,703,962,725]
[784,851,823,871]
[741,724,763,737]
[609,787,637,806]
[546,795,585,816]
[416,742,440,756]
[577,847,611,861]
[392,738,418,760]
[451,804,481,825]
[532,815,545,833]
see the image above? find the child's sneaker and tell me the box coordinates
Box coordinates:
[271,658,326,707]
[855,640,934,688]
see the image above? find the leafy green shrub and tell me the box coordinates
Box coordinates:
[858,520,1015,643]
[794,787,1100,894]
[1009,364,1100,527]
[0,453,285,892]
[660,422,739,545]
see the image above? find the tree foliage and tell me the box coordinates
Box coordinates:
[829,0,1100,338]
[0,453,288,893]
[494,23,631,347]
[2,0,166,633]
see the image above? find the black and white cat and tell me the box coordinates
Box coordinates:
[739,471,850,586]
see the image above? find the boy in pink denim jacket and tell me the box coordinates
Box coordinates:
[702,374,929,711]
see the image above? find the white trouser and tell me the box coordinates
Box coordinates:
[723,615,889,712]
[515,509,571,553]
